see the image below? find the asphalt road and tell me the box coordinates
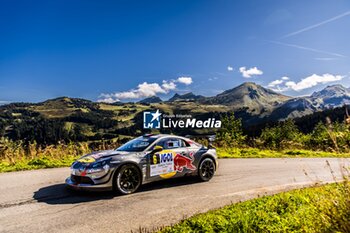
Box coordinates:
[0,158,349,233]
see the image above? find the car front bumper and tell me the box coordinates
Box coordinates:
[65,175,113,191]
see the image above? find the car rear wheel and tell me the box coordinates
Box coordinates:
[198,158,215,181]
[115,164,141,194]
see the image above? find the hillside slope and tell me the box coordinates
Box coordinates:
[202,82,291,115]
[2,83,350,144]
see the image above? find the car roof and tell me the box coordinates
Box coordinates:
[142,134,186,140]
[141,134,204,149]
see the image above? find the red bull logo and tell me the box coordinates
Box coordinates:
[157,151,196,178]
[174,152,196,172]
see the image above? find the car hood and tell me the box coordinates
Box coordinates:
[79,150,140,162]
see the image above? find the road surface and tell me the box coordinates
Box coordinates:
[0,158,349,233]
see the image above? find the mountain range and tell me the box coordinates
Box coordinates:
[138,82,350,120]
[268,84,350,120]
[2,82,350,143]
[168,92,204,102]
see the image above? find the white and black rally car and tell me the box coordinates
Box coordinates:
[65,134,218,194]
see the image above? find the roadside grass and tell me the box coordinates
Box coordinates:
[0,155,77,172]
[0,139,90,172]
[0,137,134,172]
[217,147,350,158]
[1,138,350,172]
[159,181,350,233]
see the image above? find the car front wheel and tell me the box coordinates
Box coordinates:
[115,164,141,194]
[198,158,215,181]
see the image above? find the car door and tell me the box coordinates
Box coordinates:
[166,138,195,175]
[147,137,197,182]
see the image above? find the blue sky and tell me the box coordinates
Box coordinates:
[1,0,350,103]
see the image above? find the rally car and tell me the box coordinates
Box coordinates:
[65,134,218,194]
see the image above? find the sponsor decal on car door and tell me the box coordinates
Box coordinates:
[150,150,176,177]
[174,150,196,172]
[149,138,197,179]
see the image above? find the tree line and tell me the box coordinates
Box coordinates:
[217,112,350,152]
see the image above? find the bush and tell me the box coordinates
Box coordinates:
[216,113,246,147]
[304,121,350,152]
[259,119,302,150]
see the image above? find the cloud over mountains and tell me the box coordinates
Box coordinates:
[268,73,344,92]
[98,77,193,103]
[239,67,263,78]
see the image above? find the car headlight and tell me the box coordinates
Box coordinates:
[85,159,111,178]
[86,164,110,174]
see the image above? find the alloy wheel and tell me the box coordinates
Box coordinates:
[116,165,141,194]
[199,158,215,181]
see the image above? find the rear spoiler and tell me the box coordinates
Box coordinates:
[185,134,216,149]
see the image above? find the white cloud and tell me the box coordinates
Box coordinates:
[285,81,297,89]
[177,76,193,85]
[269,86,290,92]
[268,79,284,87]
[227,66,233,71]
[136,82,167,96]
[266,74,344,92]
[284,73,343,91]
[97,97,118,103]
[267,77,290,91]
[162,80,176,91]
[98,76,193,102]
[239,66,263,78]
[99,82,167,102]
[267,73,344,92]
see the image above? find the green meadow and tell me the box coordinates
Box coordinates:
[160,182,350,233]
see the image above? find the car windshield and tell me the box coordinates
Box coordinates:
[116,137,156,152]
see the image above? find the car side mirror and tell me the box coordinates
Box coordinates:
[152,145,163,153]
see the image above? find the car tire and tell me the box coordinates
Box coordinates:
[198,158,215,181]
[114,164,142,195]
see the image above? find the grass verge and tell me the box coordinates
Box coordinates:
[1,146,350,172]
[0,155,77,172]
[0,139,90,172]
[159,182,350,233]
[217,147,350,158]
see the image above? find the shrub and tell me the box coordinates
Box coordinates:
[259,119,302,150]
[216,113,246,147]
[304,121,350,152]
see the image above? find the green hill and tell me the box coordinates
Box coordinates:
[0,97,229,144]
[2,82,350,145]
